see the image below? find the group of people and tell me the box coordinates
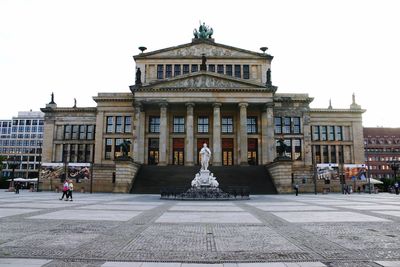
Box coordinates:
[59,180,74,201]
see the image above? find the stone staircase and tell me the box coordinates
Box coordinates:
[131,165,277,194]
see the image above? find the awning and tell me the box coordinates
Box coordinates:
[368,178,383,184]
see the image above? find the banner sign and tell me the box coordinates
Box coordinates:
[317,163,339,180]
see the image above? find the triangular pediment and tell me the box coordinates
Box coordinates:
[133,72,276,92]
[135,40,272,59]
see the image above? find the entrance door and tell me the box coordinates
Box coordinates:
[173,138,184,165]
[148,138,159,165]
[197,138,209,165]
[222,138,234,166]
[248,138,258,165]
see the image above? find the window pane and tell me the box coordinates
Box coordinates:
[157,64,163,79]
[274,117,282,134]
[313,126,320,141]
[336,126,343,141]
[165,64,172,78]
[173,116,185,133]
[217,64,224,74]
[234,65,241,78]
[283,117,291,134]
[243,65,250,79]
[226,65,232,76]
[197,116,209,133]
[222,117,233,133]
[183,64,189,74]
[116,116,123,133]
[321,126,327,141]
[124,116,131,133]
[106,116,114,133]
[149,117,160,133]
[293,117,301,134]
[208,64,215,72]
[328,126,335,141]
[174,65,181,76]
[247,117,257,134]
[191,64,198,73]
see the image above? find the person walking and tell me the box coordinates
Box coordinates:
[59,180,69,200]
[294,183,299,196]
[395,182,399,195]
[67,180,74,201]
[14,182,20,194]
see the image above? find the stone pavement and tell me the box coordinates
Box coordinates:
[1,191,400,266]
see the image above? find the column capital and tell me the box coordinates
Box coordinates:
[133,101,143,112]
[262,102,274,111]
[238,102,248,108]
[185,102,195,108]
[213,102,222,108]
[159,102,168,108]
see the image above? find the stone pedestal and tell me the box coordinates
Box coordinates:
[267,160,293,193]
[191,169,219,188]
[113,157,141,193]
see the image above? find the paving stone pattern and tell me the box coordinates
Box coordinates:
[1,192,400,266]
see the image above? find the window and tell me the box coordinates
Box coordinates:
[313,126,320,141]
[87,125,94,140]
[338,145,344,163]
[64,125,72,139]
[105,139,112,160]
[247,117,257,134]
[183,64,189,75]
[72,125,79,140]
[79,125,86,140]
[328,126,335,141]
[336,126,343,141]
[274,117,282,134]
[165,64,172,78]
[197,116,209,133]
[283,117,291,134]
[243,65,250,79]
[208,64,215,72]
[26,120,31,125]
[149,116,160,133]
[234,65,241,78]
[226,65,233,76]
[293,117,301,134]
[106,116,114,133]
[217,64,224,74]
[315,146,321,163]
[322,145,329,163]
[321,126,327,141]
[114,138,123,158]
[115,116,123,133]
[13,120,18,126]
[173,116,185,133]
[32,126,37,132]
[331,145,336,163]
[222,117,233,133]
[78,144,85,162]
[294,139,302,160]
[19,120,25,125]
[38,126,43,132]
[39,120,44,125]
[191,64,198,73]
[157,64,163,79]
[32,120,38,125]
[174,64,181,76]
[85,144,92,162]
[124,117,131,133]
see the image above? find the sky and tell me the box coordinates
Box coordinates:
[0,0,399,127]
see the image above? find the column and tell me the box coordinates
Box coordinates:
[185,103,195,166]
[261,102,275,164]
[93,112,104,164]
[212,103,222,166]
[132,102,145,163]
[239,102,248,165]
[159,103,168,166]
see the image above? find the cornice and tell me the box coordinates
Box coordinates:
[310,108,366,113]
[40,107,97,113]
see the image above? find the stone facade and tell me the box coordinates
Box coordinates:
[41,29,365,193]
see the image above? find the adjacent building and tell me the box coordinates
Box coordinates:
[0,111,44,179]
[40,25,365,193]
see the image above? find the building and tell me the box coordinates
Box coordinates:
[40,24,365,193]
[0,111,44,179]
[364,127,400,179]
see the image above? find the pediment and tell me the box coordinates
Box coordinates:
[136,41,272,59]
[136,72,274,92]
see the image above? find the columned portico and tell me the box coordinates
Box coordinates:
[239,102,248,165]
[212,103,222,166]
[185,102,195,166]
[159,103,168,166]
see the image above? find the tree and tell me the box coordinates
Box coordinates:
[0,155,6,177]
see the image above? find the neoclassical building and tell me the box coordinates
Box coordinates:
[41,25,365,193]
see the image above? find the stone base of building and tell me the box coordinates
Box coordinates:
[113,157,141,193]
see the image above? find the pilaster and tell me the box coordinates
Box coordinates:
[159,103,169,166]
[212,103,222,166]
[185,103,195,166]
[239,102,248,165]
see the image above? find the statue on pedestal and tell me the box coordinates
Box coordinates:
[199,143,211,170]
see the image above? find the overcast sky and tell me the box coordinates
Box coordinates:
[0,0,399,127]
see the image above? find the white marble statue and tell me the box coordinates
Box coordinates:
[199,143,211,171]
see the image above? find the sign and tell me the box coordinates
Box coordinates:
[317,163,339,180]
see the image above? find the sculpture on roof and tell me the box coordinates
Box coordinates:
[193,22,213,39]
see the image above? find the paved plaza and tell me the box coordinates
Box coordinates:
[1,192,400,266]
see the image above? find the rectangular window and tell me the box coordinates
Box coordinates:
[85,144,92,162]
[294,139,302,160]
[115,116,123,133]
[149,116,160,133]
[13,120,18,126]
[226,65,233,76]
[26,120,31,125]
[64,125,72,140]
[72,125,79,140]
[106,116,114,133]
[274,117,282,134]
[217,64,224,74]
[32,120,38,125]
[338,145,344,163]
[183,64,189,74]
[87,125,94,140]
[208,64,215,72]
[114,138,123,158]
[331,145,337,163]
[124,117,131,133]
[315,146,321,164]
[222,117,233,133]
[79,125,86,140]
[234,65,241,78]
[105,138,112,160]
[165,64,172,78]
[293,117,301,134]
[173,116,185,133]
[243,65,250,79]
[328,126,335,141]
[174,65,181,76]
[322,145,329,163]
[197,116,209,133]
[191,64,198,73]
[157,64,164,79]
[283,117,291,134]
[247,117,257,134]
[78,144,85,162]
[284,139,292,159]
[321,126,327,141]
[312,126,320,141]
[19,120,25,126]
[336,126,343,141]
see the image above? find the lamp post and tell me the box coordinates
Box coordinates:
[364,140,372,194]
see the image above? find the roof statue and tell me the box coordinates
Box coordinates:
[193,22,213,39]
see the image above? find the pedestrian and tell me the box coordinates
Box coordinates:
[14,182,20,194]
[395,182,399,195]
[59,180,69,200]
[294,183,299,196]
[67,180,74,201]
